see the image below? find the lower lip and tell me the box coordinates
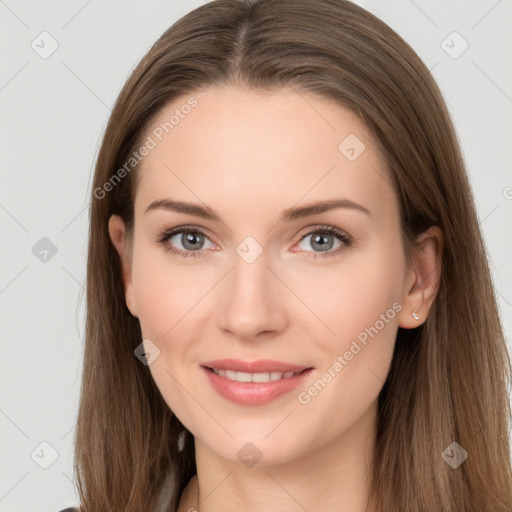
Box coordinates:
[201,365,314,406]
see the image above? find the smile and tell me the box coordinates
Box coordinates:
[201,364,314,406]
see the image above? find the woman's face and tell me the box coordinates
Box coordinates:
[110,85,422,465]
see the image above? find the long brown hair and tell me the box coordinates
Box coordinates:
[74,1,512,510]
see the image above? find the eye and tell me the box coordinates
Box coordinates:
[156,224,353,260]
[156,226,215,259]
[294,225,353,258]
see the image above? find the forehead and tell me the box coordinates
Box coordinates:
[135,85,396,223]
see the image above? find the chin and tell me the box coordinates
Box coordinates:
[199,431,308,468]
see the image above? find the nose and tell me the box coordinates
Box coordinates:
[216,246,288,342]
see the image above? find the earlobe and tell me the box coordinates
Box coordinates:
[397,226,443,329]
[108,215,139,318]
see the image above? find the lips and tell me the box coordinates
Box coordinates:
[200,359,314,406]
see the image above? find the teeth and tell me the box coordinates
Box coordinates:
[212,368,299,382]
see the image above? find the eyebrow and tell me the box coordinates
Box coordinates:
[144,197,371,221]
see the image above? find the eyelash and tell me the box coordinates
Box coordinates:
[155,224,353,260]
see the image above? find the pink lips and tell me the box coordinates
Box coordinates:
[200,359,314,406]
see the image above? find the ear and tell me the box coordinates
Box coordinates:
[108,214,138,318]
[397,225,443,329]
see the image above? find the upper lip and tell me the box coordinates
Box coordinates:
[201,359,312,373]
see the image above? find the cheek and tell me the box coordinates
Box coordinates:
[307,278,400,404]
[131,254,207,421]
[291,258,403,444]
[131,245,209,340]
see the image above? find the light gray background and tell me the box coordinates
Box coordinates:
[1,1,511,511]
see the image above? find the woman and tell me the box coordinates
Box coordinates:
[66,0,512,511]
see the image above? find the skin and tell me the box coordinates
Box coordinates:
[109,85,443,512]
